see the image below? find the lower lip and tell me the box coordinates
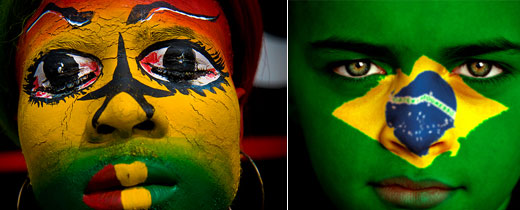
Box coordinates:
[373,180,454,208]
[83,185,176,209]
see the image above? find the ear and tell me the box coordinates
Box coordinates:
[236,87,246,144]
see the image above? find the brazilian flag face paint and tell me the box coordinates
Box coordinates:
[290,1,520,209]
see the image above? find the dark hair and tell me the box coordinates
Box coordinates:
[0,0,263,145]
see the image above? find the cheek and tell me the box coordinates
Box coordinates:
[147,80,241,180]
[17,93,95,176]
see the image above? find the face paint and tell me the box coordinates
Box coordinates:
[333,56,507,168]
[26,2,94,33]
[17,0,239,209]
[291,1,520,209]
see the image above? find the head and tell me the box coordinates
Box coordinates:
[13,0,261,209]
[290,1,520,209]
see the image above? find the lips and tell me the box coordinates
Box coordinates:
[372,177,458,208]
[83,161,177,210]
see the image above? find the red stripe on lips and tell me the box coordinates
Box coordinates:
[83,164,124,210]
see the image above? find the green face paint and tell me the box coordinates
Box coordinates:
[290,1,520,209]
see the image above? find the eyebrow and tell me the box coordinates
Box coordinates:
[126,1,219,24]
[310,39,397,61]
[442,39,520,59]
[26,3,93,33]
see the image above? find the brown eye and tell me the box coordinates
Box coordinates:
[453,60,503,78]
[24,50,102,103]
[138,40,223,87]
[333,60,386,78]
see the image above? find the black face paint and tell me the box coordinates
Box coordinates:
[126,1,219,24]
[26,3,93,32]
[136,39,229,96]
[79,33,172,128]
[24,50,103,106]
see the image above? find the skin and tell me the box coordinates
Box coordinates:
[290,1,520,209]
[17,0,241,209]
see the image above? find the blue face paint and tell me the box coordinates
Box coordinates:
[385,71,457,156]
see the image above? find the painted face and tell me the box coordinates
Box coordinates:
[290,1,520,209]
[16,0,239,209]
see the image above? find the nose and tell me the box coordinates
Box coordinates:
[88,92,166,141]
[383,71,457,157]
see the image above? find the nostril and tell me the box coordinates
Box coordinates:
[97,124,116,134]
[133,120,155,130]
[391,141,407,151]
[430,141,445,148]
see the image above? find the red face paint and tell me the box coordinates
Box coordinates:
[85,164,120,193]
[83,190,123,210]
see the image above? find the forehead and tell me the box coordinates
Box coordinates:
[23,0,227,43]
[292,1,520,53]
[37,0,221,15]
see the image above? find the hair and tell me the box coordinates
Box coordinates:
[0,0,263,145]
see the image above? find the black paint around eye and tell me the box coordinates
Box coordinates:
[24,50,102,106]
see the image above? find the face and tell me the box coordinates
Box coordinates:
[16,0,240,209]
[290,1,520,209]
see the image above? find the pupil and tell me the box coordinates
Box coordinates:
[348,61,369,76]
[163,46,195,72]
[43,53,80,88]
[470,61,490,76]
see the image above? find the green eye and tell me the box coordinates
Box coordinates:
[454,60,503,78]
[334,60,386,78]
[469,61,491,76]
[347,61,370,76]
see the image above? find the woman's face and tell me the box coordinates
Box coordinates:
[291,1,520,209]
[16,0,240,209]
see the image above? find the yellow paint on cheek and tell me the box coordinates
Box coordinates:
[121,187,152,210]
[115,161,148,187]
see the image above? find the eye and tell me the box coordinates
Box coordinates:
[138,41,221,86]
[333,60,386,78]
[25,50,102,101]
[453,60,503,78]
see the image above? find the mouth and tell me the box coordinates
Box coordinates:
[370,177,460,209]
[83,161,177,210]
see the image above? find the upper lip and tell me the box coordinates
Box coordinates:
[84,162,177,194]
[370,177,455,190]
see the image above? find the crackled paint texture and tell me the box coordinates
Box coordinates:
[17,0,240,209]
[290,1,520,210]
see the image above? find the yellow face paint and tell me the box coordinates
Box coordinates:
[333,56,508,168]
[115,161,148,187]
[121,187,152,210]
[16,0,241,208]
